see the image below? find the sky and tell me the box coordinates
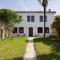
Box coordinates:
[0,0,60,14]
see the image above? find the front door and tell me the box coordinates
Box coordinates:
[29,27,33,37]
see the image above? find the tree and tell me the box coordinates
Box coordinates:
[52,15,60,39]
[0,9,21,39]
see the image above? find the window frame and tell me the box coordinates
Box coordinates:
[31,16,35,22]
[44,27,49,33]
[45,16,47,22]
[40,16,43,22]
[13,27,17,33]
[38,27,43,33]
[27,16,30,22]
[19,27,24,33]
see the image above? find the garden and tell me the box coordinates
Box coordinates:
[0,37,27,60]
[34,36,60,60]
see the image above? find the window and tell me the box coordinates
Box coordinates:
[27,16,30,22]
[40,16,43,22]
[44,27,49,33]
[19,27,24,33]
[40,16,47,22]
[13,27,17,33]
[27,16,35,22]
[38,27,43,33]
[45,16,47,22]
[31,16,35,22]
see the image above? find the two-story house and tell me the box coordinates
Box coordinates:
[12,10,56,37]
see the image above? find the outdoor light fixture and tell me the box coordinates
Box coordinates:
[38,0,48,39]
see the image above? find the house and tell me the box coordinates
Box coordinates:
[12,10,56,37]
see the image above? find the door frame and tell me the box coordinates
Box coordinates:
[29,27,33,37]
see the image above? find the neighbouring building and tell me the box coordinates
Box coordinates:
[12,10,56,37]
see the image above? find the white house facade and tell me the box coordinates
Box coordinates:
[12,10,56,37]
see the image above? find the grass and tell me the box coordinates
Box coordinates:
[0,37,27,60]
[34,37,60,60]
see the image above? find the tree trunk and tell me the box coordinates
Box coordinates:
[0,29,5,39]
[1,29,2,39]
[5,31,9,38]
[8,30,12,39]
[5,27,13,39]
[5,30,12,39]
[0,29,2,39]
[2,29,5,39]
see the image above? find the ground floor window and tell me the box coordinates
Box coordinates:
[13,27,17,33]
[45,27,49,33]
[19,27,24,33]
[38,27,43,33]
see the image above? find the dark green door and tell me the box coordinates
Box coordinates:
[29,27,33,37]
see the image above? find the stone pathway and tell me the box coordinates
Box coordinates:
[24,37,37,60]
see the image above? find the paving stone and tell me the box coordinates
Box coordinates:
[24,37,37,60]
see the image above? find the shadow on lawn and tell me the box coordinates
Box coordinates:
[34,37,60,60]
[6,57,23,60]
[37,53,60,60]
[6,57,37,60]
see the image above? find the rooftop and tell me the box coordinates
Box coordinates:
[16,11,56,13]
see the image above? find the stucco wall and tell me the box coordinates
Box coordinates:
[12,11,56,37]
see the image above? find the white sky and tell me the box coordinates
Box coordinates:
[0,0,60,15]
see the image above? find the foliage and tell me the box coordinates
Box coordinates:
[0,37,27,60]
[0,9,21,24]
[0,9,21,29]
[52,15,60,39]
[34,38,60,60]
[0,9,21,39]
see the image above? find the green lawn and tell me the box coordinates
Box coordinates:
[34,37,60,60]
[0,37,27,60]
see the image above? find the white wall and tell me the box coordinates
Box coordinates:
[12,11,56,37]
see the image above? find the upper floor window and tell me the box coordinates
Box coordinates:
[44,27,49,33]
[45,16,47,22]
[27,16,30,22]
[13,27,17,33]
[40,16,47,22]
[40,16,43,22]
[31,16,35,22]
[27,16,35,22]
[38,27,43,33]
[19,27,24,33]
